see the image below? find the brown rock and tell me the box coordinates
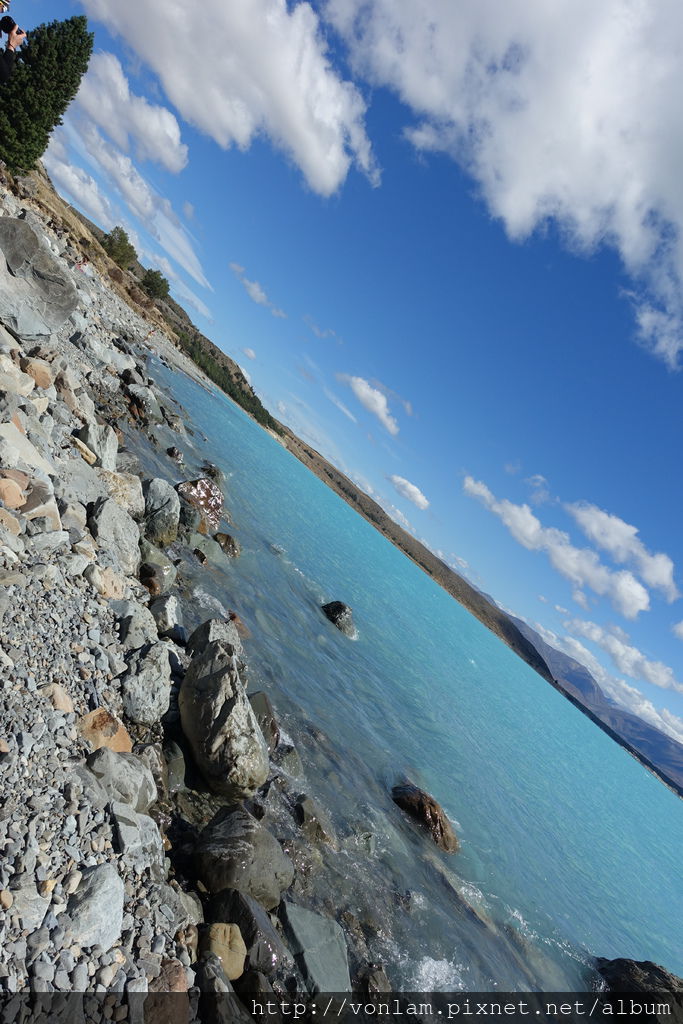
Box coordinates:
[0,478,24,510]
[145,960,190,1024]
[149,959,189,993]
[1,468,31,490]
[0,890,13,910]
[0,509,20,536]
[41,683,74,714]
[215,533,241,558]
[0,739,9,754]
[201,923,247,981]
[71,436,98,466]
[84,565,126,599]
[78,708,133,753]
[20,357,54,390]
[177,477,224,531]
[391,782,459,853]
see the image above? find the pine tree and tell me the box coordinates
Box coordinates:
[141,268,170,300]
[0,16,93,170]
[102,226,138,269]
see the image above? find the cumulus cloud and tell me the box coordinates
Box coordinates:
[230,263,287,318]
[337,374,399,435]
[389,474,430,510]
[567,501,679,602]
[566,619,683,695]
[463,476,650,619]
[80,0,378,196]
[75,52,188,173]
[327,0,683,365]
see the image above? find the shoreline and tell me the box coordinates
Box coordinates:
[1,181,681,1003]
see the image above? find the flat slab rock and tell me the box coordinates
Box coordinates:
[279,902,351,994]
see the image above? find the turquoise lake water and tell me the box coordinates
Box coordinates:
[145,357,683,991]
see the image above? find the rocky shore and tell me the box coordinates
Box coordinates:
[1,178,681,1015]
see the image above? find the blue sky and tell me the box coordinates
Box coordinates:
[27,0,683,741]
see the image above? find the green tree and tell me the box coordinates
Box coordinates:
[141,268,170,300]
[0,16,94,170]
[102,226,138,270]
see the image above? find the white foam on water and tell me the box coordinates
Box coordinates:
[409,955,467,991]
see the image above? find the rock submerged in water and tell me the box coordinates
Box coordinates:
[595,958,683,992]
[391,782,459,853]
[321,601,355,637]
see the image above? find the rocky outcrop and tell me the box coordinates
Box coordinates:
[391,782,459,853]
[595,958,683,992]
[186,617,243,659]
[0,218,79,339]
[321,600,355,637]
[179,639,268,799]
[195,807,295,910]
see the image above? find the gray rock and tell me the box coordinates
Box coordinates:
[127,385,162,423]
[595,958,683,992]
[143,478,180,546]
[321,601,355,638]
[111,802,165,876]
[0,219,79,340]
[164,741,187,793]
[111,598,158,650]
[179,640,268,799]
[279,902,351,994]
[139,540,177,596]
[195,955,254,1023]
[195,807,294,910]
[67,864,124,951]
[121,643,171,725]
[209,889,293,976]
[149,595,185,643]
[89,498,140,576]
[77,421,118,472]
[8,880,49,932]
[249,692,280,754]
[294,794,336,846]
[85,748,157,812]
[186,618,243,659]
[54,459,108,506]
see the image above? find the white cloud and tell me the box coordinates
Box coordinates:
[327,0,683,366]
[183,202,195,221]
[526,474,551,505]
[566,618,683,694]
[672,621,683,641]
[463,476,650,619]
[567,501,678,602]
[389,474,430,510]
[44,142,118,229]
[337,374,399,435]
[304,316,339,342]
[80,0,378,197]
[75,52,188,173]
[242,348,257,360]
[230,263,287,318]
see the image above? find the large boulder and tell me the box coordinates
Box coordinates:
[121,643,172,725]
[595,958,683,992]
[77,422,118,472]
[391,782,459,853]
[179,640,268,799]
[279,902,351,994]
[112,598,158,650]
[186,618,243,659]
[85,747,157,812]
[88,497,140,577]
[66,864,124,951]
[208,889,293,976]
[195,807,294,910]
[176,477,224,531]
[144,477,181,546]
[321,601,355,638]
[0,218,79,340]
[139,539,177,596]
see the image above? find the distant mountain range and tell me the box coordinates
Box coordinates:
[510,616,683,797]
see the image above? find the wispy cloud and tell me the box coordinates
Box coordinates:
[323,387,357,423]
[566,619,683,695]
[229,263,287,318]
[242,347,256,360]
